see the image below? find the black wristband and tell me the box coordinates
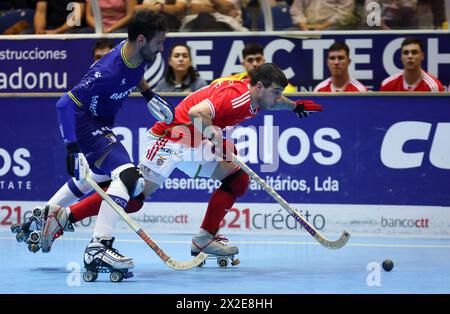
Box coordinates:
[141,89,155,101]
[66,142,80,154]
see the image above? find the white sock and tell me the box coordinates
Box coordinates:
[47,183,78,207]
[47,179,93,207]
[92,179,129,239]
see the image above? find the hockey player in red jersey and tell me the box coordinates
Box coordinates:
[380,37,444,92]
[32,63,323,267]
[314,41,367,93]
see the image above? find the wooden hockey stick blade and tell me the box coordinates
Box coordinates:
[231,154,350,250]
[85,174,207,270]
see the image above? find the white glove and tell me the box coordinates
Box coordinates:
[74,152,89,182]
[147,93,175,124]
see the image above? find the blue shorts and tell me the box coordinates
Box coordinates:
[72,105,131,177]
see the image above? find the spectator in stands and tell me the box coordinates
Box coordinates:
[85,0,136,33]
[290,0,357,30]
[380,37,444,92]
[213,42,297,92]
[154,43,208,92]
[363,0,418,29]
[0,0,34,34]
[134,0,187,31]
[417,0,446,29]
[93,38,115,61]
[33,0,86,34]
[314,41,367,92]
[180,0,247,31]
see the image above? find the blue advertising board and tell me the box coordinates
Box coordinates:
[1,32,449,93]
[1,94,449,206]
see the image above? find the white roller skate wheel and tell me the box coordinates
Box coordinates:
[29,231,41,243]
[217,257,228,268]
[231,258,240,266]
[83,271,98,282]
[110,270,124,283]
[32,207,43,218]
[10,223,21,234]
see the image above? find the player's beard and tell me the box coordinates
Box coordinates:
[140,47,158,62]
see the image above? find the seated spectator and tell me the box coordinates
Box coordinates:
[180,0,247,31]
[417,0,446,29]
[93,38,115,62]
[135,0,187,31]
[363,0,418,29]
[213,42,297,92]
[154,43,208,92]
[380,37,444,92]
[33,0,86,34]
[314,41,367,92]
[85,0,136,33]
[0,0,34,34]
[290,0,357,30]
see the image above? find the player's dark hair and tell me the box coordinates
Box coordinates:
[92,38,115,56]
[401,37,424,52]
[128,10,167,42]
[165,43,199,83]
[328,41,350,57]
[243,42,264,58]
[250,63,288,88]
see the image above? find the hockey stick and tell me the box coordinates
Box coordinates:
[231,154,350,249]
[84,173,207,270]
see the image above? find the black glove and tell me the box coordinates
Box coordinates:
[66,142,80,178]
[293,99,323,118]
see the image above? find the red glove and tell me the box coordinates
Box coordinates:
[293,99,323,118]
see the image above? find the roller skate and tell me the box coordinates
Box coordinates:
[11,207,44,253]
[40,204,74,253]
[10,206,47,253]
[83,237,134,283]
[191,229,240,268]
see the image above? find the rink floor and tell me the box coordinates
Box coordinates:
[1,229,450,294]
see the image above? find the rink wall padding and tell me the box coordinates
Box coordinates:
[1,31,449,92]
[0,94,449,238]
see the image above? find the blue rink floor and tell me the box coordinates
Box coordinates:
[1,229,450,294]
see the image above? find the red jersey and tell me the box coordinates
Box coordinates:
[151,79,257,146]
[313,77,368,92]
[380,70,444,92]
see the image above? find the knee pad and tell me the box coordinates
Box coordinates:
[125,198,144,214]
[219,169,249,197]
[118,167,145,198]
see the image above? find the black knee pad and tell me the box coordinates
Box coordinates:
[119,167,145,198]
[98,180,112,189]
[219,169,250,197]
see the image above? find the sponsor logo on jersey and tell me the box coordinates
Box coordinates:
[110,86,135,100]
[80,77,95,90]
[89,95,99,116]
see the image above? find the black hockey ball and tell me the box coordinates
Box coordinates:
[382,259,394,272]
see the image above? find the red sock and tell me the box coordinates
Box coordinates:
[69,191,143,222]
[200,189,236,235]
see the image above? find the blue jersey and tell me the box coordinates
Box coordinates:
[57,40,148,144]
[69,40,147,123]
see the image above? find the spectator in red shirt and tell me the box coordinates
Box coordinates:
[314,41,367,93]
[380,37,445,92]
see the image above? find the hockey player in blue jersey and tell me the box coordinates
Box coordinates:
[19,10,173,278]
